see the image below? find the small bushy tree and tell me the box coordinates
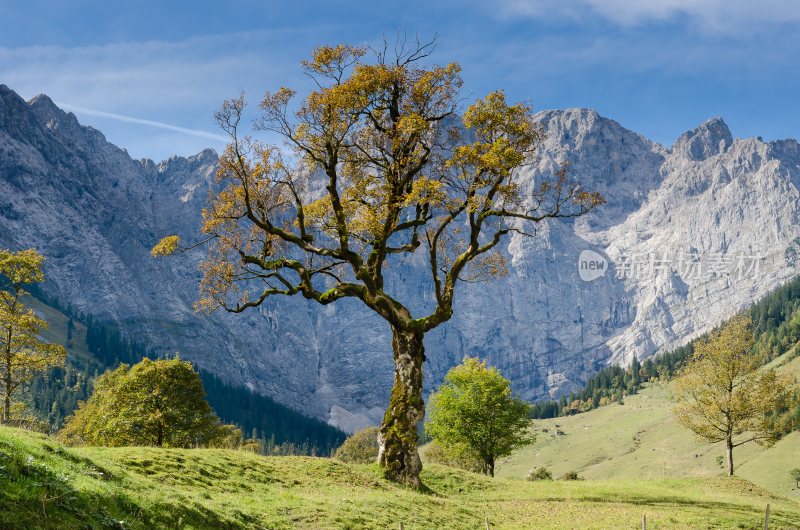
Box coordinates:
[426,357,533,476]
[334,426,380,463]
[0,249,66,423]
[673,315,794,476]
[526,467,552,481]
[422,440,483,473]
[59,357,242,448]
[791,468,800,489]
[6,402,49,432]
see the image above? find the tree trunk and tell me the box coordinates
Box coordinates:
[726,436,734,477]
[2,384,9,424]
[2,328,11,424]
[487,455,495,478]
[378,328,425,488]
[2,344,11,424]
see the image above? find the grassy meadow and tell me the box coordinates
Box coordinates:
[496,350,800,502]
[0,424,797,529]
[4,298,798,528]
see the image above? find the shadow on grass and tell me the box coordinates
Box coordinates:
[0,439,242,530]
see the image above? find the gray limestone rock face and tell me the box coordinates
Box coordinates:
[1,84,797,432]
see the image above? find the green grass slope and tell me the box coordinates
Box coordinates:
[26,295,93,361]
[497,351,800,501]
[1,425,798,529]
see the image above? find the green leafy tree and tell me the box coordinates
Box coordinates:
[59,357,241,448]
[0,249,66,423]
[422,440,484,473]
[153,38,601,487]
[334,426,380,463]
[791,468,800,489]
[673,315,794,476]
[425,357,533,476]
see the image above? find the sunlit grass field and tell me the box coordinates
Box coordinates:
[497,350,800,502]
[7,300,799,528]
[1,424,797,529]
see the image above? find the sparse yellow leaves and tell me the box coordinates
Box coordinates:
[465,251,509,281]
[349,63,397,95]
[303,196,335,230]
[196,251,239,314]
[149,39,606,488]
[302,44,367,77]
[673,314,796,474]
[463,91,533,136]
[402,177,446,208]
[0,249,44,285]
[0,248,66,422]
[398,113,429,136]
[260,87,296,112]
[154,39,601,346]
[151,235,180,257]
[303,181,391,240]
[576,190,606,209]
[412,63,461,97]
[446,91,540,189]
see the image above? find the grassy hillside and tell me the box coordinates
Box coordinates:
[497,350,800,500]
[26,295,93,362]
[1,425,798,529]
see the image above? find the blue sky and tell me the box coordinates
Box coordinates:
[1,0,799,161]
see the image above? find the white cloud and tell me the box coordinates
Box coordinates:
[0,31,310,159]
[497,0,800,32]
[0,34,278,116]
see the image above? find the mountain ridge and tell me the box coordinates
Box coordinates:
[1,84,798,432]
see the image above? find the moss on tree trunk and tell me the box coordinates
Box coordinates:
[378,328,425,488]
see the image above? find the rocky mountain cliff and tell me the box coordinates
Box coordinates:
[1,84,798,432]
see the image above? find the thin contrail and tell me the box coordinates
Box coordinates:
[56,103,230,143]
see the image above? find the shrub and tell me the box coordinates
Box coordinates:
[559,470,582,480]
[5,402,50,433]
[207,423,262,452]
[526,467,553,481]
[334,427,380,464]
[423,441,483,473]
[425,357,533,477]
[790,468,800,488]
[58,357,241,448]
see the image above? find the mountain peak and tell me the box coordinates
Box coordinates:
[673,117,733,160]
[533,108,652,148]
[27,94,82,132]
[0,86,56,145]
[534,107,601,127]
[0,84,17,98]
[0,85,29,119]
[28,93,62,115]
